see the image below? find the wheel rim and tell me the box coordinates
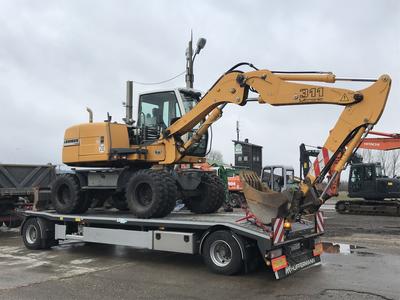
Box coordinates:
[57,184,71,205]
[209,240,232,267]
[26,224,38,244]
[135,182,153,206]
[230,195,239,207]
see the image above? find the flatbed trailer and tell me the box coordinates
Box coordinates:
[20,209,325,279]
[0,164,55,227]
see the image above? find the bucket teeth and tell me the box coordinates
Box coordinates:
[240,170,289,224]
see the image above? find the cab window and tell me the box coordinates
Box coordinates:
[350,167,362,183]
[138,91,182,128]
[262,167,272,186]
[364,166,374,181]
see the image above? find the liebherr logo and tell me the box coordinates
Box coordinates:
[285,258,316,275]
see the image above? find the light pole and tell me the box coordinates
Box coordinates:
[185,33,207,88]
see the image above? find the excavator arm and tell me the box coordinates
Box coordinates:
[160,67,391,219]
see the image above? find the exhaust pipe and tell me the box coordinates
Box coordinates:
[86,107,93,123]
[125,81,133,125]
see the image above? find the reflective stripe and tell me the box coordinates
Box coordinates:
[273,218,285,244]
[310,147,334,177]
[316,211,324,233]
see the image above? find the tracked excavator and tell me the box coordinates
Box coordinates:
[335,131,400,215]
[53,63,391,224]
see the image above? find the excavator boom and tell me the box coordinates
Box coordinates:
[156,67,391,220]
[359,131,400,151]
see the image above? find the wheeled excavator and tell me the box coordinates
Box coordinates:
[52,63,391,223]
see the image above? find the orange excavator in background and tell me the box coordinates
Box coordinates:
[359,131,400,151]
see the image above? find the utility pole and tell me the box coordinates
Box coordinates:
[236,121,240,141]
[185,32,207,89]
[185,32,194,88]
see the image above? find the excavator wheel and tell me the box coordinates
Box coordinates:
[125,169,177,218]
[185,172,225,214]
[112,193,129,211]
[51,174,87,214]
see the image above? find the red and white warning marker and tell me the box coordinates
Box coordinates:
[273,218,285,244]
[309,147,334,177]
[315,211,325,233]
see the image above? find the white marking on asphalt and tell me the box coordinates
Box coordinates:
[70,258,95,265]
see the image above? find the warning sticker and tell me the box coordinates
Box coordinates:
[340,94,350,102]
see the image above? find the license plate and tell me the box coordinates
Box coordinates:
[289,242,301,252]
[274,254,321,280]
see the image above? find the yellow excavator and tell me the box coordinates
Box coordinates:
[53,62,391,223]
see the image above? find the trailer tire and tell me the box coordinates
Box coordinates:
[51,174,84,214]
[126,169,177,218]
[203,230,243,275]
[186,173,224,214]
[22,218,43,250]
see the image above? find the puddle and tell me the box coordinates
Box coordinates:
[322,242,377,257]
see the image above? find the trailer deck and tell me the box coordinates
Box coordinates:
[21,209,324,279]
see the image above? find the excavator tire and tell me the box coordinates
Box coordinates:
[51,174,86,214]
[112,193,129,211]
[152,171,178,217]
[185,172,225,214]
[125,169,177,218]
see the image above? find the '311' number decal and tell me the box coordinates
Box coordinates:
[299,88,324,100]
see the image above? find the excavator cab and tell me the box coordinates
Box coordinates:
[348,163,400,200]
[136,88,208,156]
[261,165,295,192]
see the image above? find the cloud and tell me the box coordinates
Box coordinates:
[0,0,399,175]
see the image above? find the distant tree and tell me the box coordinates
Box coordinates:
[388,150,400,177]
[376,150,389,176]
[359,149,373,163]
[207,150,224,164]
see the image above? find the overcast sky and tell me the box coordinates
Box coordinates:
[1,0,399,176]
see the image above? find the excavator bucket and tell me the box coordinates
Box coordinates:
[240,170,290,224]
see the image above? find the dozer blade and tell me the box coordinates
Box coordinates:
[240,170,290,224]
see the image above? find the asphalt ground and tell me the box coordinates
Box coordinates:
[0,207,399,300]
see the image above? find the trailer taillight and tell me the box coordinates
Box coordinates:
[283,221,291,231]
[271,255,288,272]
[313,243,323,256]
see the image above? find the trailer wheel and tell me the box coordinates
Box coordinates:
[51,174,84,214]
[186,173,224,214]
[203,230,243,275]
[125,170,177,218]
[22,218,43,250]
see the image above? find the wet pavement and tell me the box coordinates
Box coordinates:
[1,210,400,300]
